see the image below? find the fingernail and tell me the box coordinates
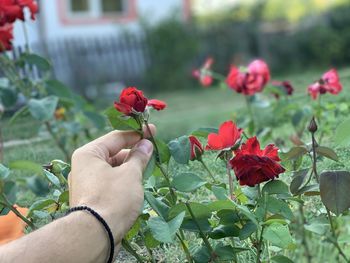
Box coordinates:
[136,139,153,155]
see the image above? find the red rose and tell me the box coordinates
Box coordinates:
[230,136,285,187]
[307,69,342,100]
[192,57,214,87]
[0,0,38,25]
[147,99,167,111]
[0,24,13,51]
[271,80,294,98]
[226,59,270,95]
[189,135,204,161]
[114,87,148,116]
[205,121,243,151]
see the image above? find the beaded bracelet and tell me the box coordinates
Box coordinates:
[66,206,114,263]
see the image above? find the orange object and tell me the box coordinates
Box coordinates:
[0,205,28,245]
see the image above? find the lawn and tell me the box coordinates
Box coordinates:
[2,66,350,262]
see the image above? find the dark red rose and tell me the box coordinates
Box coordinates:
[189,135,204,161]
[307,69,342,100]
[0,0,38,25]
[192,57,214,87]
[230,136,285,187]
[205,121,243,151]
[147,99,167,111]
[271,80,294,98]
[114,87,148,116]
[226,59,270,95]
[0,24,13,51]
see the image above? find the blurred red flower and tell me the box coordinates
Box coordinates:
[147,99,167,111]
[205,121,242,151]
[114,87,148,116]
[226,59,270,95]
[0,24,13,51]
[0,0,38,25]
[192,57,214,87]
[271,80,294,98]
[308,69,342,100]
[230,136,285,187]
[189,135,204,161]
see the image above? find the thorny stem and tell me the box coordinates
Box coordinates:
[121,239,145,263]
[226,152,234,200]
[311,133,319,183]
[176,233,193,263]
[45,122,70,162]
[326,209,350,263]
[185,202,217,262]
[255,189,266,263]
[199,159,217,183]
[245,95,256,135]
[0,195,36,230]
[298,200,312,263]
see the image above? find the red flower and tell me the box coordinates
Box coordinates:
[189,135,204,161]
[0,24,13,51]
[271,80,294,98]
[205,121,243,151]
[0,0,38,25]
[307,69,342,100]
[114,87,148,116]
[230,137,285,187]
[192,57,214,87]
[226,59,270,95]
[147,99,167,111]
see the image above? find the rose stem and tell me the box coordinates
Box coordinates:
[298,199,312,263]
[199,159,217,183]
[185,202,217,262]
[255,189,266,263]
[225,152,234,200]
[121,239,145,263]
[245,95,255,135]
[45,121,70,162]
[0,194,36,230]
[176,233,193,263]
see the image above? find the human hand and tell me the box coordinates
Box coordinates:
[68,125,155,244]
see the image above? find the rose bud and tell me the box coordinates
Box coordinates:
[189,135,204,161]
[114,87,148,116]
[308,117,318,133]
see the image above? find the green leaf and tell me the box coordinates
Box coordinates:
[43,170,61,188]
[148,211,185,243]
[171,172,206,192]
[191,127,218,138]
[230,200,259,226]
[0,87,17,107]
[316,146,339,162]
[320,171,350,215]
[45,79,73,99]
[262,180,289,195]
[33,210,50,219]
[290,168,309,195]
[193,246,211,263]
[125,218,141,240]
[58,190,69,204]
[214,244,249,261]
[144,230,160,249]
[27,199,57,217]
[9,160,43,176]
[271,255,294,263]
[263,223,294,249]
[168,202,211,220]
[209,225,240,239]
[22,53,51,71]
[335,119,350,147]
[143,154,156,180]
[144,191,169,219]
[155,138,170,164]
[239,221,257,240]
[181,218,212,233]
[217,209,240,225]
[83,111,106,129]
[295,184,319,196]
[26,176,49,196]
[28,96,59,122]
[168,136,191,164]
[3,181,17,204]
[282,146,308,161]
[263,196,294,220]
[212,186,227,200]
[0,164,10,180]
[105,107,139,130]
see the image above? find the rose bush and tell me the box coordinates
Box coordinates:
[2,4,350,263]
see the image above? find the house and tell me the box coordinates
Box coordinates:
[13,0,192,46]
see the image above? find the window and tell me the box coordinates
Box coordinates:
[101,0,124,14]
[70,0,90,12]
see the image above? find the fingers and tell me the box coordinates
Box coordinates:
[108,149,130,167]
[75,124,156,161]
[121,139,154,175]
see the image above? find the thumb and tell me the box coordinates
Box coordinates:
[123,139,154,172]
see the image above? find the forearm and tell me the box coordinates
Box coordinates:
[0,211,117,263]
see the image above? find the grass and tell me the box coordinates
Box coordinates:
[2,66,350,262]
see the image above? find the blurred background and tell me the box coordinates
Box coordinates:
[4,0,350,141]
